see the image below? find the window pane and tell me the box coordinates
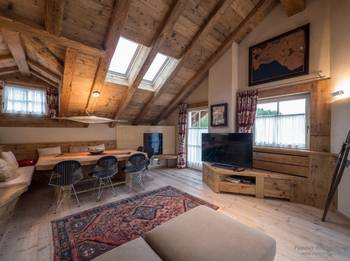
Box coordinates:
[256,102,278,117]
[143,53,168,82]
[4,85,47,115]
[190,112,199,128]
[109,37,139,75]
[279,98,306,115]
[199,111,208,128]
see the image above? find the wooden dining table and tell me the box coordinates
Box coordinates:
[35,149,143,171]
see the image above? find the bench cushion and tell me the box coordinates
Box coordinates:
[145,206,276,261]
[92,237,162,261]
[0,166,34,189]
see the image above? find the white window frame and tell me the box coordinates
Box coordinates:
[254,93,310,149]
[2,83,48,116]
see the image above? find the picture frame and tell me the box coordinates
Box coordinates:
[210,103,228,127]
[248,24,310,86]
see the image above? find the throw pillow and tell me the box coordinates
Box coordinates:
[0,158,16,182]
[1,151,19,168]
[37,146,62,157]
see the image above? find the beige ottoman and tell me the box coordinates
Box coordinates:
[92,238,162,261]
[144,206,276,261]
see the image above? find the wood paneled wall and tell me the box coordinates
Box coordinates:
[2,140,116,160]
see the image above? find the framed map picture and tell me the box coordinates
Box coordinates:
[210,103,228,127]
[249,24,310,86]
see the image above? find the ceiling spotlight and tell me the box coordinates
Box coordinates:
[92,91,101,97]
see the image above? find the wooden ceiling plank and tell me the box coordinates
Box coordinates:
[280,0,305,17]
[59,48,77,116]
[27,59,61,84]
[133,0,232,124]
[1,29,30,76]
[111,0,188,123]
[0,66,18,76]
[0,14,105,57]
[0,54,16,68]
[85,0,130,114]
[153,0,278,124]
[45,0,65,35]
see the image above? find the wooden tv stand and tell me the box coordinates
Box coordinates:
[202,162,305,200]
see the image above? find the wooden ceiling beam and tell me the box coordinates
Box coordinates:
[0,66,18,76]
[1,29,30,76]
[153,0,278,124]
[111,0,188,124]
[30,70,58,88]
[45,0,65,35]
[280,0,305,17]
[85,0,130,114]
[59,48,77,116]
[133,0,232,124]
[27,59,61,84]
[0,54,16,68]
[0,14,105,57]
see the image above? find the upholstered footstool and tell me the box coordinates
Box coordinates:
[92,238,162,261]
[144,205,276,261]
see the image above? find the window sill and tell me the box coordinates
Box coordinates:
[0,113,48,118]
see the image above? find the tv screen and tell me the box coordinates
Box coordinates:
[144,133,163,155]
[202,133,253,168]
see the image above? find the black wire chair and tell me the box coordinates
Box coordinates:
[137,146,154,170]
[124,153,147,192]
[49,160,83,213]
[92,156,118,201]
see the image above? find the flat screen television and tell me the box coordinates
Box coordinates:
[202,133,253,169]
[144,133,163,155]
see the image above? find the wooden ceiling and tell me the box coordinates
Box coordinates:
[0,0,299,125]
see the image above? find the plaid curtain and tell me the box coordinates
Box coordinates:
[46,87,58,118]
[177,103,188,168]
[236,90,258,133]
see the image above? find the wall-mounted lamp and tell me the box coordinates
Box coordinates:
[92,90,101,98]
[331,90,345,97]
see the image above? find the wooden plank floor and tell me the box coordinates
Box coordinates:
[1,168,350,261]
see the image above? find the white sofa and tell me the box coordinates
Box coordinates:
[0,166,34,237]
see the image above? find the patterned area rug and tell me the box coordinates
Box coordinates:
[51,186,218,261]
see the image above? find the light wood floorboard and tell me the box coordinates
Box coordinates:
[0,168,350,261]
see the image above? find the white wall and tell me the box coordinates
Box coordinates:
[116,125,175,154]
[330,0,350,218]
[208,43,239,133]
[238,0,330,90]
[0,124,115,144]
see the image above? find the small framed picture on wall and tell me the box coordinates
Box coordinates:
[210,103,228,127]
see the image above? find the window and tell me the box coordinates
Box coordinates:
[3,84,47,115]
[108,37,140,77]
[143,53,169,83]
[254,95,309,149]
[187,109,209,170]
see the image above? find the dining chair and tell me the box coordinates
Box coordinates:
[49,160,83,213]
[124,153,147,192]
[92,156,118,201]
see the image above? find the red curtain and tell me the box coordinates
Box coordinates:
[177,103,188,168]
[236,90,258,133]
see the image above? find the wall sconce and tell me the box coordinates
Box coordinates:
[332,90,345,97]
[92,90,101,98]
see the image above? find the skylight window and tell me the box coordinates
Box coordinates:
[109,37,139,75]
[143,53,169,82]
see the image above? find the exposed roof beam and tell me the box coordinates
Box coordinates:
[45,0,65,35]
[280,0,305,17]
[85,0,130,113]
[27,59,61,84]
[111,0,188,123]
[60,48,77,116]
[1,29,30,76]
[133,0,232,125]
[0,14,105,57]
[0,54,16,68]
[153,0,278,124]
[0,66,18,76]
[31,70,58,88]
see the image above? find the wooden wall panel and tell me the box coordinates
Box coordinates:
[2,140,116,160]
